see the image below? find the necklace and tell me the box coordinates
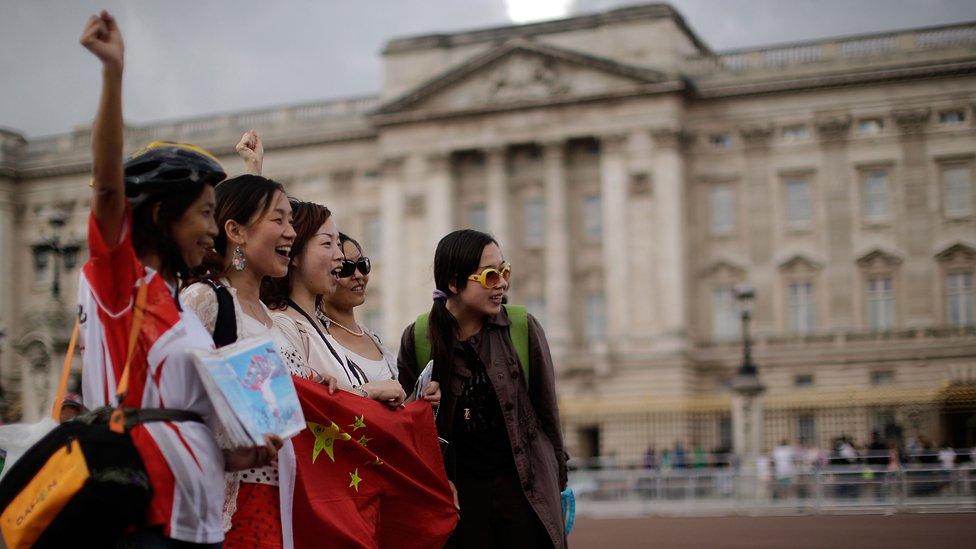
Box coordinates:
[321,314,365,337]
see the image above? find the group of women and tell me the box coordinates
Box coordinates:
[78,11,567,549]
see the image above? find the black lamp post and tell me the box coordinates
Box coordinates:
[31,212,81,300]
[731,285,765,398]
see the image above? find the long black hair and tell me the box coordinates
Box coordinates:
[428,229,497,382]
[131,183,209,284]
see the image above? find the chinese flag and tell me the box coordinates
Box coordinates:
[291,377,458,548]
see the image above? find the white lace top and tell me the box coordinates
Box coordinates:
[181,279,313,533]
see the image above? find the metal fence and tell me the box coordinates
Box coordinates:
[568,460,976,517]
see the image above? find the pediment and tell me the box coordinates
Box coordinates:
[935,242,976,262]
[856,248,903,268]
[700,259,746,279]
[377,39,672,118]
[778,254,823,273]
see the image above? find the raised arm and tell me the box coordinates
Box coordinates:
[235,129,264,175]
[81,11,126,246]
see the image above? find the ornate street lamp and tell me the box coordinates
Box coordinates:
[31,211,82,300]
[731,286,765,398]
[730,285,766,482]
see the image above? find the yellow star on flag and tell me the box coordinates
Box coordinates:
[349,468,363,491]
[349,415,367,431]
[308,421,351,463]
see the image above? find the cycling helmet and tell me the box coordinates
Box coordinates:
[124,141,226,204]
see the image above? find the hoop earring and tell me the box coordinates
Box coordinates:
[232,245,247,272]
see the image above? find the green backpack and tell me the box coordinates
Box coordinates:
[413,304,531,385]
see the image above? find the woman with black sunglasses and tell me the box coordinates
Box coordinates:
[319,234,441,404]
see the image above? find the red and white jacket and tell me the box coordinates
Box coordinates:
[79,209,225,543]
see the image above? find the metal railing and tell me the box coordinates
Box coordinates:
[568,459,976,517]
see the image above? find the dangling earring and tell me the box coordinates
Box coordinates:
[232,245,247,272]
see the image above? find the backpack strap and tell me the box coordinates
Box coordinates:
[505,305,530,386]
[413,304,530,385]
[204,278,237,348]
[413,312,432,373]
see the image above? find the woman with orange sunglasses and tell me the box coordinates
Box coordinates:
[397,230,568,549]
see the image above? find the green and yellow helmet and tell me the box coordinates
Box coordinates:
[123,141,226,204]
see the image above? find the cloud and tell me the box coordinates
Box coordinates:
[2,0,975,136]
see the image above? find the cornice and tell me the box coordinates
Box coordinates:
[17,128,377,180]
[693,59,976,99]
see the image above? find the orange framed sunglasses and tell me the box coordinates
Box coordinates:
[467,262,511,289]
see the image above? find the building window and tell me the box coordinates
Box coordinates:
[870,370,895,386]
[523,197,545,247]
[942,165,972,217]
[709,184,735,234]
[785,178,812,227]
[709,133,732,149]
[583,194,602,240]
[857,118,884,135]
[584,293,606,344]
[467,203,487,231]
[866,276,895,330]
[794,374,814,388]
[797,413,816,445]
[947,272,975,326]
[782,125,809,141]
[712,286,739,340]
[789,281,815,334]
[362,213,381,255]
[861,170,889,222]
[525,296,547,330]
[939,109,966,125]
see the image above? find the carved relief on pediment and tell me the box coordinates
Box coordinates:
[417,51,646,113]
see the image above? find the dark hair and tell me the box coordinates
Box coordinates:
[131,182,209,283]
[261,199,332,310]
[338,232,362,255]
[199,174,284,275]
[428,229,497,382]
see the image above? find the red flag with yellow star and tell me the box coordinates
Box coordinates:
[291,377,458,548]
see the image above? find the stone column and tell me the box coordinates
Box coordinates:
[814,115,854,330]
[485,146,510,249]
[542,140,572,358]
[892,108,933,326]
[379,156,405,342]
[650,128,690,349]
[599,134,630,348]
[425,152,454,250]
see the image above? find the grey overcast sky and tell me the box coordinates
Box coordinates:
[2,0,975,137]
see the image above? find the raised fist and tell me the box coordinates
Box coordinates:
[236,129,264,175]
[80,10,124,71]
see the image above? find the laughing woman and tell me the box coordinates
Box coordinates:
[397,230,569,549]
[181,170,311,548]
[78,12,279,547]
[318,233,440,403]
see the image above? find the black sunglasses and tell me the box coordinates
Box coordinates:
[337,256,371,278]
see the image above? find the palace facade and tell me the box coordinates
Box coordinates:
[2,4,976,459]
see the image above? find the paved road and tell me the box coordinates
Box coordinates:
[570,514,976,548]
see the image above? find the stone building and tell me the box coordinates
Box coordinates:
[1,3,975,460]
